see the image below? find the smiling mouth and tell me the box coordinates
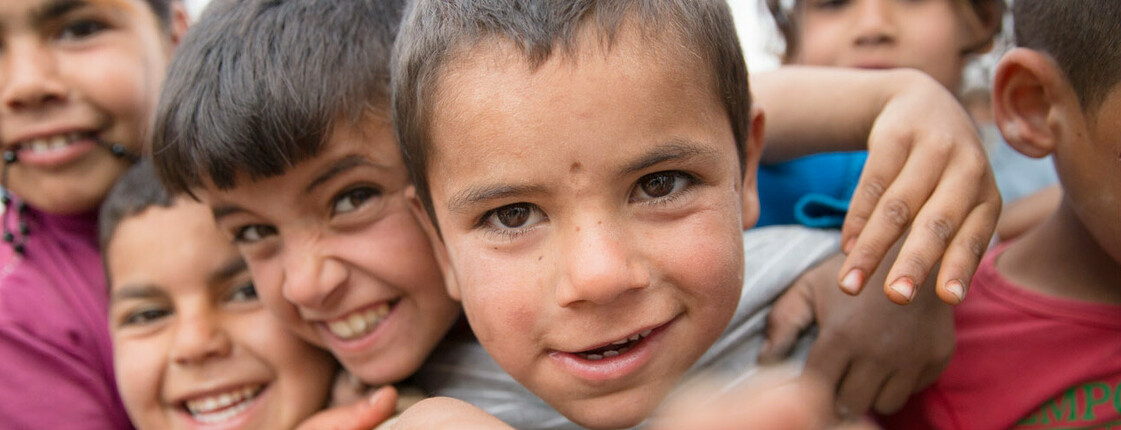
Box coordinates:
[575,329,653,361]
[324,300,398,340]
[183,384,264,425]
[12,132,95,154]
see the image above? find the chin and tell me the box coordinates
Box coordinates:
[558,394,660,430]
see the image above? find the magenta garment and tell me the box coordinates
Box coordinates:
[881,242,1121,430]
[0,203,133,429]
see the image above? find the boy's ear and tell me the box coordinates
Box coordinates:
[405,186,462,302]
[992,47,1068,159]
[741,106,766,230]
[168,1,191,47]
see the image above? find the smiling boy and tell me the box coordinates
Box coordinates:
[392,1,842,428]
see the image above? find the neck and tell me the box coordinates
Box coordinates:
[998,199,1121,304]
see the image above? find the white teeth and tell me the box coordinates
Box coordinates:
[640,329,652,337]
[325,302,393,340]
[578,329,652,361]
[184,385,262,424]
[603,350,619,358]
[611,339,629,346]
[586,354,604,360]
[21,133,82,153]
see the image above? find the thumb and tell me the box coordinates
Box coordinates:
[297,385,398,430]
[760,277,816,364]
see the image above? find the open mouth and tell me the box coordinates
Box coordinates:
[14,132,96,154]
[324,299,398,340]
[182,384,264,425]
[575,329,653,361]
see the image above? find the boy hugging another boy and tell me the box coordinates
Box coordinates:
[883,1,1121,428]
[392,0,851,427]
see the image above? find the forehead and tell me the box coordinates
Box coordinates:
[428,29,726,170]
[107,201,241,292]
[0,0,148,24]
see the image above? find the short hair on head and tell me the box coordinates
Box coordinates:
[766,0,1005,62]
[1012,0,1121,113]
[393,0,751,221]
[151,0,406,194]
[99,159,176,257]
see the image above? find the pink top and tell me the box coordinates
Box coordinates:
[0,203,133,429]
[881,242,1121,430]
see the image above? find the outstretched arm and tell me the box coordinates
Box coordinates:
[751,67,1000,304]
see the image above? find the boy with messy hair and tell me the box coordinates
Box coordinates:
[390,0,994,427]
[0,0,187,427]
[882,1,1121,428]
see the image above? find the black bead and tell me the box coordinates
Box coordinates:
[18,223,28,235]
[3,233,12,242]
[2,151,16,163]
[1,195,9,205]
[13,244,24,255]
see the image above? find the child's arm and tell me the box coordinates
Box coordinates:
[752,67,1001,305]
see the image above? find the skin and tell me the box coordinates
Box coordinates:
[992,48,1121,303]
[0,0,186,214]
[792,0,991,92]
[416,26,765,429]
[107,199,336,430]
[199,114,461,386]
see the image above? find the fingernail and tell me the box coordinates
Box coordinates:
[840,269,864,294]
[946,280,966,304]
[369,386,389,405]
[890,278,916,302]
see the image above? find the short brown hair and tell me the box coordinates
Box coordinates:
[151,0,405,194]
[1012,0,1121,112]
[766,0,1005,62]
[393,0,752,221]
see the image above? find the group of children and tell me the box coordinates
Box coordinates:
[0,0,1116,429]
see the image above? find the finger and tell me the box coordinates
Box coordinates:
[873,369,922,414]
[840,136,909,256]
[882,151,991,304]
[934,195,999,305]
[297,386,397,430]
[760,278,816,364]
[804,334,853,398]
[840,151,945,297]
[834,362,890,419]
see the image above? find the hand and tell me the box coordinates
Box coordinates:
[761,251,954,417]
[330,369,375,408]
[650,367,876,430]
[391,397,514,430]
[840,70,1000,305]
[296,386,397,430]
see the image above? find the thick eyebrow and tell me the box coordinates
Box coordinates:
[31,0,87,28]
[446,184,547,215]
[109,284,164,305]
[304,154,385,195]
[208,257,248,285]
[622,140,721,176]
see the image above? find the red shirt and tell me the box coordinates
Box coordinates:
[881,242,1121,430]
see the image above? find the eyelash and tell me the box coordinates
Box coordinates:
[630,171,697,207]
[57,18,109,41]
[331,186,382,216]
[475,203,546,240]
[232,224,277,244]
[226,281,258,303]
[122,307,170,327]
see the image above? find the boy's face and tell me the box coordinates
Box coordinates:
[420,30,754,429]
[793,0,983,91]
[107,200,335,430]
[198,116,461,386]
[0,0,178,214]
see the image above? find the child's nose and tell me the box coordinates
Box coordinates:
[555,219,650,306]
[0,39,68,112]
[170,313,233,366]
[281,248,349,310]
[853,0,898,47]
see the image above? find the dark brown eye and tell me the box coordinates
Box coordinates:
[639,172,676,198]
[495,204,533,228]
